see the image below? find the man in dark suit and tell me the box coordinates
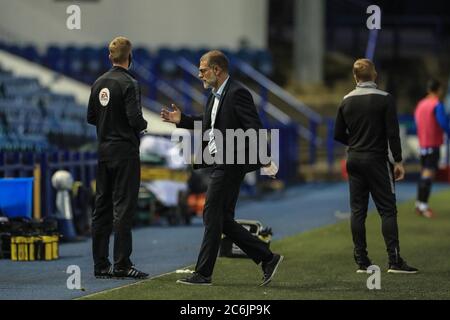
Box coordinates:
[161,50,282,286]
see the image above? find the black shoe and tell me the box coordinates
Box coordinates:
[354,249,371,272]
[94,265,114,279]
[176,272,212,286]
[355,258,373,274]
[356,263,372,274]
[388,259,418,274]
[113,266,149,279]
[260,254,283,286]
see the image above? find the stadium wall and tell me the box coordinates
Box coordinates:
[0,0,268,50]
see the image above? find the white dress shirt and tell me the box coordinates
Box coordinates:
[208,76,229,155]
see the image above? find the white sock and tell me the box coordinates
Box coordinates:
[417,202,428,211]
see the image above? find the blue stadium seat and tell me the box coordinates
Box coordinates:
[43,103,65,120]
[99,47,111,72]
[45,46,64,73]
[0,67,91,151]
[6,44,21,57]
[81,46,102,75]
[176,48,197,63]
[63,103,85,121]
[236,48,257,65]
[156,47,177,75]
[256,50,274,76]
[132,47,154,71]
[134,47,151,61]
[1,78,41,98]
[63,46,83,78]
[45,93,76,105]
[21,45,40,63]
[0,72,13,83]
[41,119,53,135]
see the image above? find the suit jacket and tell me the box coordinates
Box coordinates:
[176,78,269,172]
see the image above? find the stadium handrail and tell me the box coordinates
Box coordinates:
[132,59,197,114]
[233,59,323,124]
[175,56,316,137]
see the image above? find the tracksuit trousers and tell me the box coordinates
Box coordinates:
[91,158,140,271]
[347,156,401,264]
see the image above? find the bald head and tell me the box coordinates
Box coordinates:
[353,58,377,83]
[200,50,229,73]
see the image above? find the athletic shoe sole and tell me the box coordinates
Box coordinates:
[260,255,284,287]
[112,275,149,280]
[356,269,367,274]
[176,280,212,286]
[387,269,418,274]
[95,275,114,279]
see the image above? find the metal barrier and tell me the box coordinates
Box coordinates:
[0,151,97,218]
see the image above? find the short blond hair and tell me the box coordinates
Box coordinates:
[109,36,132,64]
[353,58,377,82]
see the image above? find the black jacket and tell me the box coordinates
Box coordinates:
[334,81,402,162]
[87,66,147,162]
[177,78,269,172]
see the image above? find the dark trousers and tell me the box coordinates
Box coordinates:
[91,158,140,271]
[195,167,273,278]
[347,157,400,264]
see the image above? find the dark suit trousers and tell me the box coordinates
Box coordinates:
[91,158,140,271]
[195,167,273,278]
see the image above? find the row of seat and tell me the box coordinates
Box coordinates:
[0,131,51,152]
[0,69,95,152]
[0,42,274,83]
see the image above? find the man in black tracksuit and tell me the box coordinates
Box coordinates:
[334,58,418,274]
[87,37,148,279]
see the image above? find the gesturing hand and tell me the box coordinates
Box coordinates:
[160,104,181,125]
[262,161,278,179]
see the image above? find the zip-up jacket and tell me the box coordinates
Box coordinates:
[334,81,402,163]
[87,66,147,162]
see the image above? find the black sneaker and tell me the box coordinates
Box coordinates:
[354,250,371,273]
[260,254,283,286]
[356,263,372,274]
[388,260,418,274]
[113,266,149,279]
[94,265,114,279]
[176,272,212,286]
[355,259,373,274]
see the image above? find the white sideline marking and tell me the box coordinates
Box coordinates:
[78,266,193,300]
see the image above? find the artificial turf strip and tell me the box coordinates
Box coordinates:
[82,189,450,300]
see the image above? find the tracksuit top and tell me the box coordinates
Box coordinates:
[87,66,148,162]
[334,81,402,163]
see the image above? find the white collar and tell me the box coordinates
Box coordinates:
[356,81,377,88]
[212,76,230,98]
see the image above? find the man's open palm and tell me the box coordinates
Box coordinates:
[161,104,181,124]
